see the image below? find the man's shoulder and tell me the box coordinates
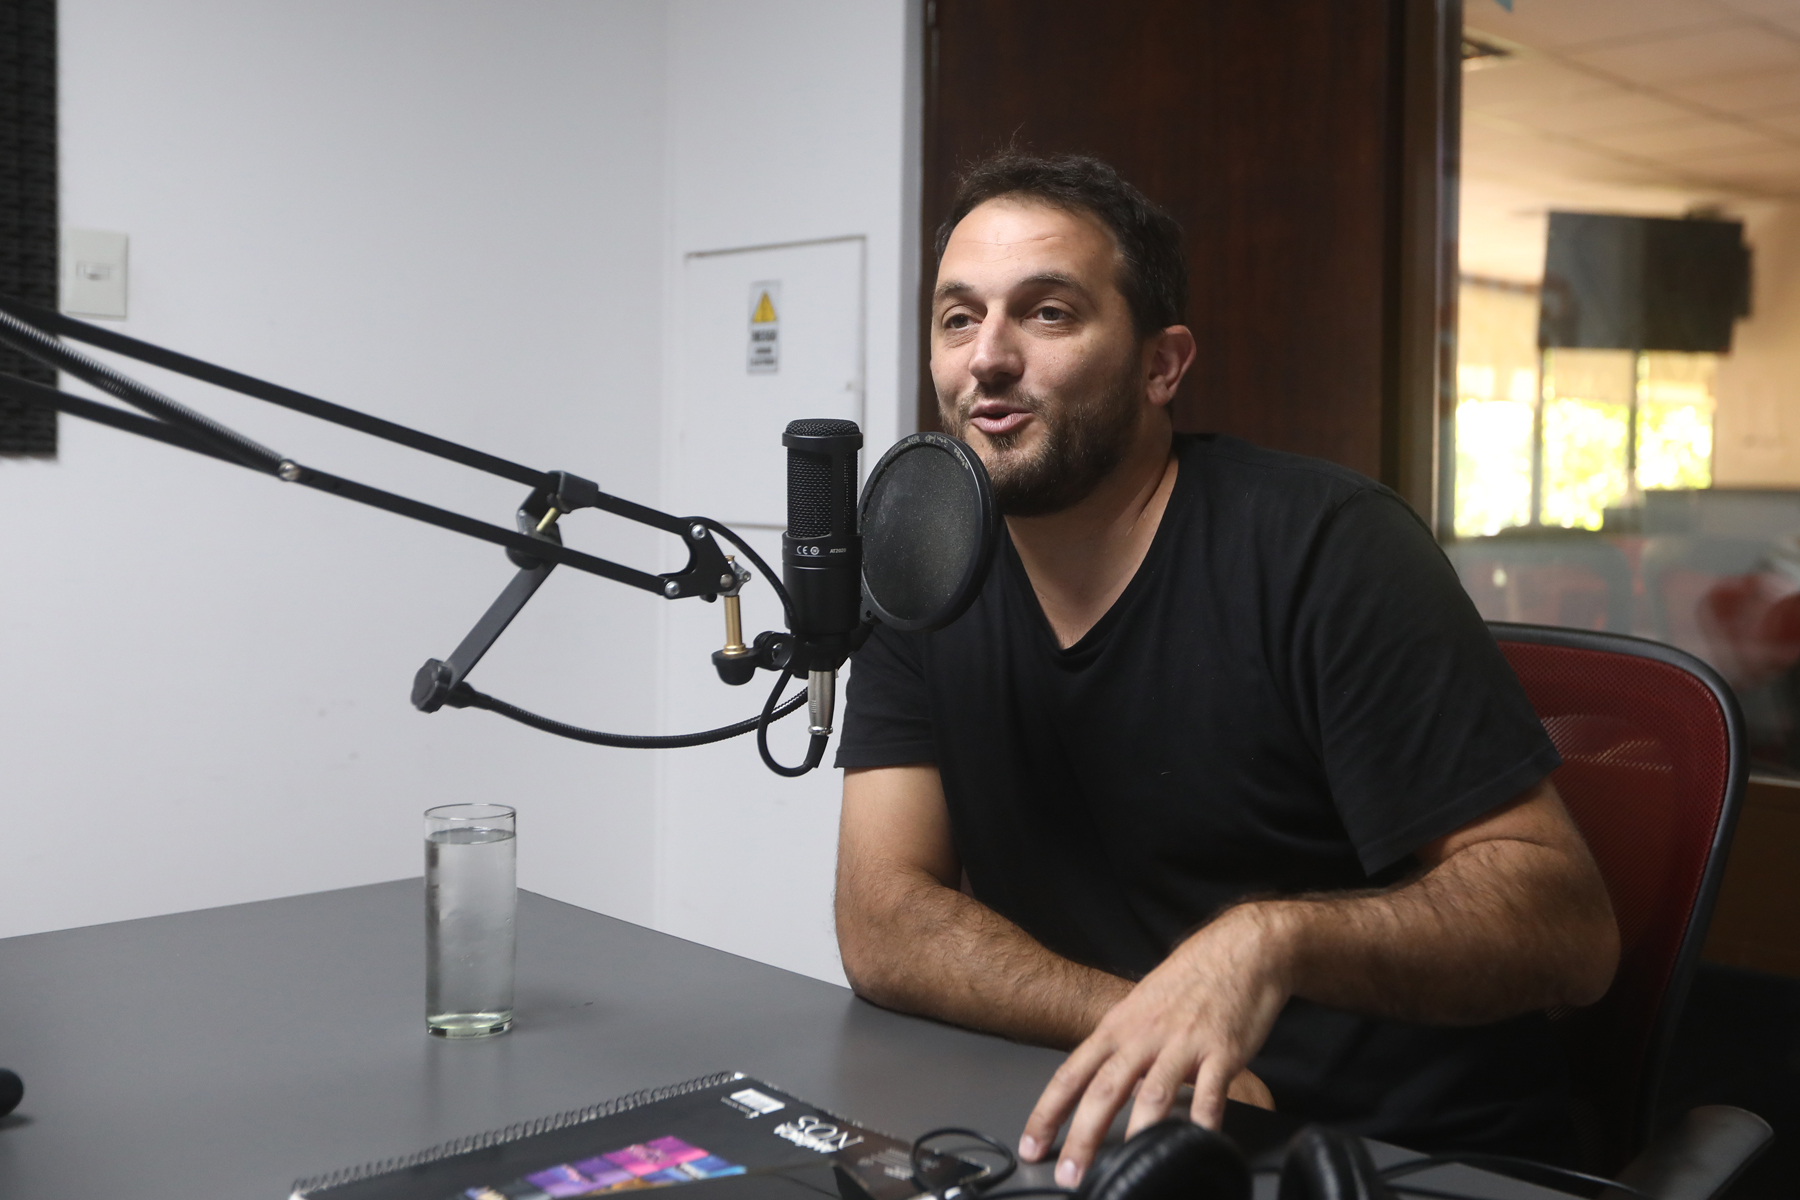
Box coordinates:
[1176,434,1411,527]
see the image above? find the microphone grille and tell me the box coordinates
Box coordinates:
[788,449,834,538]
[785,418,860,438]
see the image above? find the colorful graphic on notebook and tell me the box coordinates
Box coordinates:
[467,1135,745,1200]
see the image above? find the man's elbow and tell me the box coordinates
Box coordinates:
[834,895,910,1007]
[1556,878,1621,1008]
[836,931,887,1001]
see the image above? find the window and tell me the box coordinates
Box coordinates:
[1449,0,1800,773]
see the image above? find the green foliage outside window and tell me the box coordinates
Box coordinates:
[1540,396,1628,529]
[1453,283,1716,535]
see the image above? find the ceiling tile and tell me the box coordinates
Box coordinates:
[1679,144,1800,188]
[1462,57,1621,114]
[1466,116,1691,187]
[1568,22,1800,86]
[1466,0,1732,53]
[1463,117,1559,166]
[1496,88,1700,134]
[1753,105,1800,134]
[1582,118,1785,157]
[1458,168,1722,282]
[1709,0,1800,19]
[1666,66,1800,113]
[1457,3,1798,255]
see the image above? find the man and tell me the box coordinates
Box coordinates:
[832,152,1619,1183]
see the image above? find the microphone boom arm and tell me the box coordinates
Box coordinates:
[0,297,813,762]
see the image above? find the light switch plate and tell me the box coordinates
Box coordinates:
[61,228,129,319]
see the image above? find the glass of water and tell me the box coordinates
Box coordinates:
[425,803,516,1037]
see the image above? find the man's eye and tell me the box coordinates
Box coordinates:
[944,312,973,330]
[1035,306,1067,322]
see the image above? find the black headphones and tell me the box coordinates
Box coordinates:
[911,1120,1388,1200]
[1074,1119,1260,1200]
[911,1118,1641,1200]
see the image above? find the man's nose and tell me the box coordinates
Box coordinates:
[966,315,1023,389]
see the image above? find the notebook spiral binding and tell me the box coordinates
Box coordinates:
[289,1070,746,1198]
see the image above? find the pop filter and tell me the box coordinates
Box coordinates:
[859,432,998,632]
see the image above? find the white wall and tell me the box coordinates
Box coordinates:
[2,0,670,938]
[1,0,918,984]
[652,1,919,984]
[1714,202,1800,486]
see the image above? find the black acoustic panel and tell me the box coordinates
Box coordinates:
[0,0,56,456]
[1539,212,1751,354]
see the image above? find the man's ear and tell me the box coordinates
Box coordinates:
[1144,325,1197,409]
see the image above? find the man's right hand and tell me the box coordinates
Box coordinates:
[835,764,1280,1130]
[1017,905,1291,1183]
[1228,1068,1275,1110]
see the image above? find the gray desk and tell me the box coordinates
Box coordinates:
[0,881,1564,1199]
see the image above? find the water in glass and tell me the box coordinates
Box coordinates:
[425,823,516,1037]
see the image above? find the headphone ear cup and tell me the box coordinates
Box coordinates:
[1277,1126,1396,1200]
[1079,1119,1249,1200]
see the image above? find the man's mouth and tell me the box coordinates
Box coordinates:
[967,401,1035,437]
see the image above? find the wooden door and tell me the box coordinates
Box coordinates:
[920,0,1456,522]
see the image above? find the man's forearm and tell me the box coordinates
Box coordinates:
[1018,785,1616,1175]
[1249,834,1619,1025]
[838,867,1129,1049]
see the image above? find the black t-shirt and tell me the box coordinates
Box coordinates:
[836,434,1571,1157]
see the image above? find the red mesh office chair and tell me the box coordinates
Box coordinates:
[1489,623,1767,1191]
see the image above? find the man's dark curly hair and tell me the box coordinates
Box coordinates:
[934,152,1188,337]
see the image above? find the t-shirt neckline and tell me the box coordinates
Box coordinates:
[1002,441,1192,660]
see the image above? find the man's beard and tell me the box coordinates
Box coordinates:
[941,357,1144,517]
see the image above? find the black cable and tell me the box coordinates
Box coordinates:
[450,681,806,749]
[1382,1154,1650,1200]
[911,1127,1019,1200]
[0,307,284,473]
[757,669,828,777]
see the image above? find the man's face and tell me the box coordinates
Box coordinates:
[931,198,1147,516]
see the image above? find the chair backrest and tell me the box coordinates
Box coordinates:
[1489,623,1747,1168]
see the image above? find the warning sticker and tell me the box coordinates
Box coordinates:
[748,281,780,374]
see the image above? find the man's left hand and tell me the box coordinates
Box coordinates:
[1017,904,1292,1186]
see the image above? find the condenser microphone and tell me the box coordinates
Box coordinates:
[781,418,863,736]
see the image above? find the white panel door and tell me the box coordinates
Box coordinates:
[670,237,865,527]
[656,237,865,985]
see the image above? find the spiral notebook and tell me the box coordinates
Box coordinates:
[290,1072,985,1200]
